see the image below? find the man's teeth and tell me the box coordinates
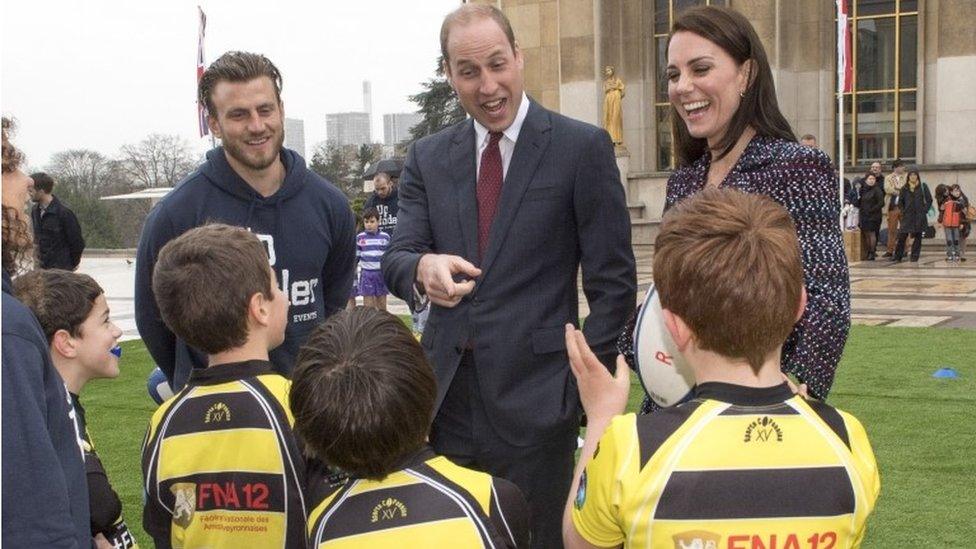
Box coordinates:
[684,100,710,112]
[484,99,504,110]
[247,137,269,145]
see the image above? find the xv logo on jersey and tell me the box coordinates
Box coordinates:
[743,416,783,443]
[370,497,408,523]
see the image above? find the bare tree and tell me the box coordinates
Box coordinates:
[118,133,196,188]
[46,149,115,198]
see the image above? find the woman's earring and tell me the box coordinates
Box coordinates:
[739,90,746,98]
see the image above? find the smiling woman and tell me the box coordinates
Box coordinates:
[621,5,851,413]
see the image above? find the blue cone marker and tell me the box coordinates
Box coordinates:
[110,345,123,358]
[932,367,958,379]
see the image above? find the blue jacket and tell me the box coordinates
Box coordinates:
[2,272,92,548]
[135,147,356,390]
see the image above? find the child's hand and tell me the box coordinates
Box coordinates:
[565,324,629,424]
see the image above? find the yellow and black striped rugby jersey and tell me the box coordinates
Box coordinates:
[142,360,308,549]
[573,382,880,549]
[307,447,529,548]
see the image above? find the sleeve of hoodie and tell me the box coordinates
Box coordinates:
[134,206,179,383]
[320,195,357,317]
[1,328,84,548]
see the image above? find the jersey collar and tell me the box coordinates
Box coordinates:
[694,382,795,406]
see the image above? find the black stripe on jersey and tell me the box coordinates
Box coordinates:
[655,467,856,519]
[319,482,468,541]
[804,399,851,450]
[719,404,799,416]
[410,463,508,548]
[636,401,703,468]
[159,472,286,513]
[162,391,273,437]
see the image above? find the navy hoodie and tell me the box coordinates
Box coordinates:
[2,272,92,548]
[135,147,356,390]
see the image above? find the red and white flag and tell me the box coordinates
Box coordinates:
[836,0,852,93]
[197,6,209,137]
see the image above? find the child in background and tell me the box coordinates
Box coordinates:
[291,307,529,548]
[142,224,307,548]
[563,189,879,549]
[356,207,390,311]
[940,184,965,262]
[14,269,138,549]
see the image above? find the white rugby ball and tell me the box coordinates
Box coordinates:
[633,284,695,407]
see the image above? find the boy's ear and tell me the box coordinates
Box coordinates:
[662,308,692,352]
[795,287,808,323]
[248,291,273,328]
[51,329,78,359]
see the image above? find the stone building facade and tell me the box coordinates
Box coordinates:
[470,0,976,243]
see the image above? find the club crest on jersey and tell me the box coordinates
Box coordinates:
[170,482,197,528]
[371,497,408,523]
[204,402,231,424]
[574,470,587,510]
[743,416,783,443]
[672,530,719,549]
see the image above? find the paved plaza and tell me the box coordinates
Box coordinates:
[80,243,975,343]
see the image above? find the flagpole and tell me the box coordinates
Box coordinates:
[836,0,847,232]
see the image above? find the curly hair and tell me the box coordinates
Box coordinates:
[2,117,34,276]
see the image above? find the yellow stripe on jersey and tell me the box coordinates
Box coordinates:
[158,428,284,481]
[315,518,486,549]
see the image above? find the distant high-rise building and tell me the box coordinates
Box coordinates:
[284,118,306,157]
[326,112,372,147]
[383,112,424,146]
[363,81,372,114]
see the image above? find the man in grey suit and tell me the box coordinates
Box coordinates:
[383,5,636,547]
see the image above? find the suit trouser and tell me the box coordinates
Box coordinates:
[431,351,577,549]
[886,209,902,254]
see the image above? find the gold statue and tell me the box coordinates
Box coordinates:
[603,65,625,146]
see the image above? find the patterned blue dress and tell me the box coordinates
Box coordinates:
[620,135,850,410]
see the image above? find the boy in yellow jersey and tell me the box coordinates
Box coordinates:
[291,307,530,548]
[141,224,308,548]
[563,188,879,549]
[14,270,138,548]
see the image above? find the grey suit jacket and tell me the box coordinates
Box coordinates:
[383,101,636,446]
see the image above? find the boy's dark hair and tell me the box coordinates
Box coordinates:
[198,51,283,116]
[30,172,55,194]
[361,207,379,221]
[13,269,103,342]
[891,159,904,169]
[152,223,273,355]
[290,307,436,480]
[653,188,803,372]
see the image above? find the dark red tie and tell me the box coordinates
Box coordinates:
[477,132,504,259]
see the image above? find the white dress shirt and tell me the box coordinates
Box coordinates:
[473,92,530,181]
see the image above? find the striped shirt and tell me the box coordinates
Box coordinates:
[573,383,879,549]
[142,360,308,548]
[356,230,390,272]
[307,447,529,548]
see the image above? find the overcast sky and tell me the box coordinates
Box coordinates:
[2,0,458,168]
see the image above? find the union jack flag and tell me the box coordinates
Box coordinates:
[197,6,209,137]
[836,0,852,94]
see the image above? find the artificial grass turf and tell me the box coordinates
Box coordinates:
[85,325,975,547]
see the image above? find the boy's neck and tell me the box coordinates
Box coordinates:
[208,337,271,367]
[690,347,785,388]
[50,355,88,395]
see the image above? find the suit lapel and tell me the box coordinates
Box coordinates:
[479,101,552,277]
[451,120,479,262]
